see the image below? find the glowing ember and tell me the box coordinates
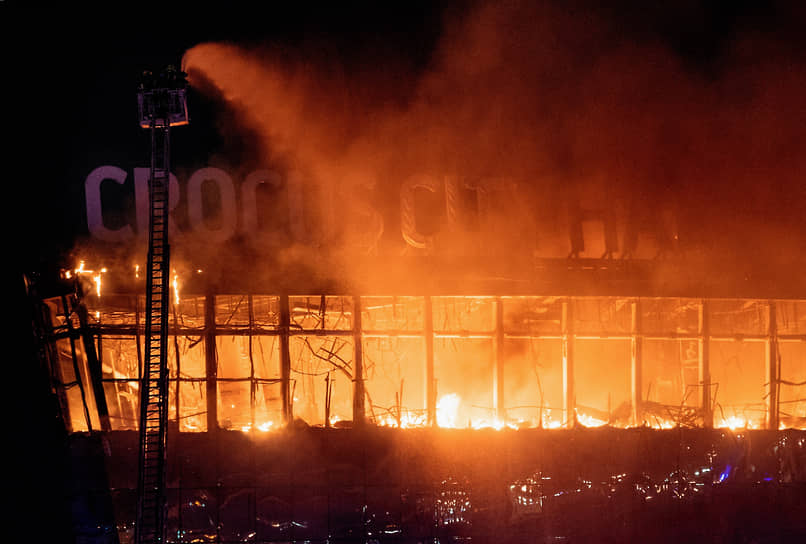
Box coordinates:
[576,412,608,428]
[172,270,180,305]
[718,416,757,430]
[72,260,107,297]
[543,418,563,429]
[56,266,806,433]
[436,393,461,428]
[94,273,102,297]
[378,412,427,428]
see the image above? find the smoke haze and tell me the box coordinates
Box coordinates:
[177,0,805,286]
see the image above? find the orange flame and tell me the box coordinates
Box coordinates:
[172,270,180,305]
[72,260,106,298]
[436,393,461,428]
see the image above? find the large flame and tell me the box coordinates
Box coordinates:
[436,393,461,428]
[718,415,757,431]
[69,262,804,433]
[70,260,106,298]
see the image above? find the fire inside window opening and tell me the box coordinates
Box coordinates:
[38,270,806,434]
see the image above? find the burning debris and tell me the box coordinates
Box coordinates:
[59,424,806,543]
[173,0,806,274]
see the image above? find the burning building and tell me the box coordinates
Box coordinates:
[33,270,806,435]
[19,1,806,542]
[26,253,806,542]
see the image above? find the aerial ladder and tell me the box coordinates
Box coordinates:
[135,67,189,544]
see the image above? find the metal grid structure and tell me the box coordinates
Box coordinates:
[41,291,806,434]
[27,280,806,543]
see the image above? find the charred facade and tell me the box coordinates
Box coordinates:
[26,260,806,543]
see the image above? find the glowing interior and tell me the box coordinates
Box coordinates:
[48,267,806,433]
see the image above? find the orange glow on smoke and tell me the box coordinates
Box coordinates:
[130,262,181,304]
[240,421,277,433]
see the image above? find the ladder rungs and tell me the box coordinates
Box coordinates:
[139,179,172,539]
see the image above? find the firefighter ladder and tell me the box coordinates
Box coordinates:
[135,116,172,544]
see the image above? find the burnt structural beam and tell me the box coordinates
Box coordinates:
[562,298,575,428]
[631,299,643,426]
[29,279,74,433]
[699,299,713,428]
[279,294,293,423]
[352,295,366,425]
[425,295,436,426]
[248,295,256,430]
[766,300,780,430]
[205,292,218,432]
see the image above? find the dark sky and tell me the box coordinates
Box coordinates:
[6,0,805,273]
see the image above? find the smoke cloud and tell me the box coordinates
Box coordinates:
[180,0,805,290]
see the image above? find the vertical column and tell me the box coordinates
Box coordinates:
[631,299,643,426]
[205,291,218,432]
[494,297,505,422]
[699,299,713,428]
[425,295,436,426]
[279,294,293,424]
[562,298,575,428]
[76,297,112,432]
[39,291,73,433]
[766,300,780,430]
[248,295,256,430]
[352,295,366,425]
[63,294,94,432]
